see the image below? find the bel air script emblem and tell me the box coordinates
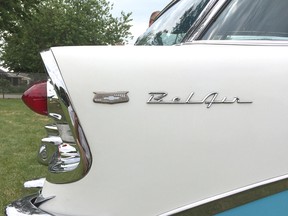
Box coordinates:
[93,91,129,104]
[147,92,252,108]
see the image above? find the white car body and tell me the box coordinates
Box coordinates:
[34,42,288,215]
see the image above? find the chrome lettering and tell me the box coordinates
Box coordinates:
[147,92,168,103]
[147,92,252,108]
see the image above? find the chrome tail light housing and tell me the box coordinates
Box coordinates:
[25,50,93,184]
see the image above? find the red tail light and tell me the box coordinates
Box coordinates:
[22,81,48,115]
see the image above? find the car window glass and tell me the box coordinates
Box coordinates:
[135,0,210,45]
[200,0,288,40]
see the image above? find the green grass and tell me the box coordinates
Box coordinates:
[0,99,49,213]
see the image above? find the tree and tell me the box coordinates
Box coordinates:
[0,0,41,34]
[1,0,132,73]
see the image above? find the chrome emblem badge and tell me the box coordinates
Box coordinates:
[93,91,129,104]
[147,92,252,108]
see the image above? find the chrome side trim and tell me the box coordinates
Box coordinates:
[159,174,288,216]
[5,192,54,216]
[40,50,92,184]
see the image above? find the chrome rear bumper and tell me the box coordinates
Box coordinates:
[5,192,54,216]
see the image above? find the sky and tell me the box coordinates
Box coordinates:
[110,0,171,44]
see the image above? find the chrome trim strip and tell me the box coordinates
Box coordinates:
[5,192,55,216]
[159,174,288,215]
[40,50,92,183]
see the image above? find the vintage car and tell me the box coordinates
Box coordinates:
[6,0,288,215]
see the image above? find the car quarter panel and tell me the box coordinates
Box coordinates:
[40,44,288,216]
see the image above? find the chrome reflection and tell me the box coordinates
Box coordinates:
[24,178,46,188]
[49,143,80,172]
[57,124,75,143]
[49,113,62,120]
[38,136,62,165]
[44,124,59,136]
[40,50,92,183]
